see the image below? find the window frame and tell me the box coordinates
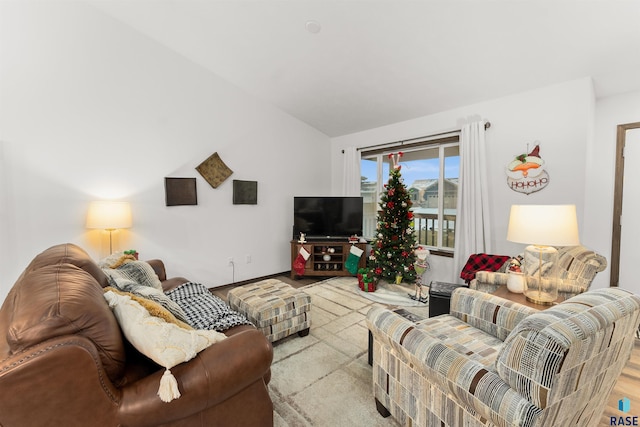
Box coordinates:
[360,135,459,257]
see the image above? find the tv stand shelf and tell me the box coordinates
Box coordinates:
[290,240,367,279]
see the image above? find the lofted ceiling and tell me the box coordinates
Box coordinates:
[88,0,640,137]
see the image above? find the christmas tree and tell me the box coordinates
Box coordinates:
[368,152,418,284]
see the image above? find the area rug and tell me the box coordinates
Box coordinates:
[269,276,429,426]
[357,279,429,307]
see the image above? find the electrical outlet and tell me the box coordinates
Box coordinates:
[246,255,252,264]
[227,257,234,266]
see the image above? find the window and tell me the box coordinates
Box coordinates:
[360,137,459,255]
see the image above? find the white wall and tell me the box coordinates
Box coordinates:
[3,3,636,302]
[331,79,595,283]
[0,2,330,301]
[586,90,640,290]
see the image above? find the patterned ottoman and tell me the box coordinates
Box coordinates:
[227,279,311,343]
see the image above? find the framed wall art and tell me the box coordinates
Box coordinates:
[232,180,258,205]
[196,152,233,189]
[165,177,198,206]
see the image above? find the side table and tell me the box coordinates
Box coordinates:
[492,285,564,310]
[428,281,469,317]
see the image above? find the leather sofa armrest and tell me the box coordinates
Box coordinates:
[450,288,538,340]
[0,336,122,425]
[118,328,273,427]
[145,259,190,292]
[146,259,167,281]
[161,277,191,293]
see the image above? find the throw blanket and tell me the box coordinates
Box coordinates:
[102,261,189,324]
[166,282,253,332]
[459,253,510,283]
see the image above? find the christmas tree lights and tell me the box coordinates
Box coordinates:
[368,152,418,284]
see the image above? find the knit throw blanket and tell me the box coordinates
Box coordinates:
[101,260,189,324]
[166,282,253,332]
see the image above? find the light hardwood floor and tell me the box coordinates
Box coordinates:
[601,337,640,424]
[212,275,640,424]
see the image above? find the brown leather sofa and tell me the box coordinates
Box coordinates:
[0,243,274,427]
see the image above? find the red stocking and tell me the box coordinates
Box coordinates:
[293,247,310,276]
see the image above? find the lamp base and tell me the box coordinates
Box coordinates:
[523,244,558,306]
[524,292,556,306]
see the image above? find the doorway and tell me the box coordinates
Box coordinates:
[610,122,640,291]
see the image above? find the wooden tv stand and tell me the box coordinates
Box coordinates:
[290,240,367,279]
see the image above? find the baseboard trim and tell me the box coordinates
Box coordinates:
[212,271,291,290]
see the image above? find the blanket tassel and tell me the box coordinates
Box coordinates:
[158,369,181,403]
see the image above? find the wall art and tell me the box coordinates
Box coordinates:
[232,180,258,205]
[165,177,197,206]
[196,152,233,189]
[505,144,549,194]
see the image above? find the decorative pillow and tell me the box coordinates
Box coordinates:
[122,284,189,323]
[104,287,192,330]
[102,261,189,324]
[98,252,135,269]
[103,259,163,291]
[103,290,227,402]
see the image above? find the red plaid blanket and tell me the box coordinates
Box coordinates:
[459,253,510,283]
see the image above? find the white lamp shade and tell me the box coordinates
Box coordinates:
[507,204,580,247]
[86,201,132,230]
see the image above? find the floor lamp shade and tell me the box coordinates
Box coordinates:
[86,201,132,253]
[507,205,580,305]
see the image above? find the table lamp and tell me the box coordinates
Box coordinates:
[86,201,132,254]
[506,204,580,305]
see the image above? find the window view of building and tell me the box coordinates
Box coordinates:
[360,139,459,253]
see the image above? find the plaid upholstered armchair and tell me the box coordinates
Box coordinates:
[367,287,640,427]
[469,245,607,299]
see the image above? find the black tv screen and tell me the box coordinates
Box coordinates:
[293,196,364,240]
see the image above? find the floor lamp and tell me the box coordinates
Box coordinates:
[506,205,580,305]
[86,201,133,254]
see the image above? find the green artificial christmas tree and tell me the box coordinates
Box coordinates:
[368,152,418,284]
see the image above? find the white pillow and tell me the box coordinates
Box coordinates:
[103,290,227,402]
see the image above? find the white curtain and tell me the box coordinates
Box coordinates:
[342,147,361,196]
[453,121,492,282]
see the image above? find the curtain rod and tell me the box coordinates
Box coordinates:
[353,121,491,153]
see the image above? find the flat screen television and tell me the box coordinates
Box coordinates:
[293,196,364,240]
